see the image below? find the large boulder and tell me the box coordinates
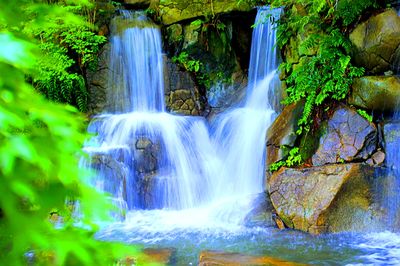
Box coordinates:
[349,9,400,74]
[268,164,377,234]
[266,102,303,167]
[312,106,377,166]
[349,76,400,112]
[199,251,306,266]
[154,0,253,25]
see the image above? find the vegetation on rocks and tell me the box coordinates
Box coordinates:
[27,0,112,112]
[262,0,387,170]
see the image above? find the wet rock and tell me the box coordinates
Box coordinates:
[268,164,375,234]
[206,72,248,111]
[349,9,400,74]
[133,137,159,173]
[86,43,111,115]
[349,76,400,112]
[123,248,176,265]
[367,150,386,166]
[199,251,306,266]
[155,0,253,25]
[163,57,203,115]
[243,193,275,228]
[266,102,303,167]
[274,215,286,230]
[91,153,127,191]
[383,121,400,168]
[135,137,152,150]
[312,106,377,166]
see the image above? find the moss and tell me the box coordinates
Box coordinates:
[299,122,326,162]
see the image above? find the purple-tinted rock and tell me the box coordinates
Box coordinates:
[312,106,377,166]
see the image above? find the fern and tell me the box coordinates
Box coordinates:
[28,0,107,112]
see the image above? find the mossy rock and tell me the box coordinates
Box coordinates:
[349,76,400,112]
[266,102,303,167]
[155,0,253,25]
[349,9,400,74]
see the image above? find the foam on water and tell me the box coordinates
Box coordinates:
[83,7,281,227]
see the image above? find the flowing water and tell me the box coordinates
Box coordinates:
[82,8,400,265]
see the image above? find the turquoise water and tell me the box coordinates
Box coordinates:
[96,211,400,265]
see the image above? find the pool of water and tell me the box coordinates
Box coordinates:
[96,210,400,265]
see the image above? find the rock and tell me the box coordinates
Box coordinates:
[133,137,159,173]
[183,23,201,49]
[86,43,111,115]
[155,0,253,25]
[243,193,275,228]
[163,57,203,115]
[143,248,175,264]
[135,137,152,150]
[91,152,128,198]
[349,76,400,112]
[206,72,248,110]
[366,150,386,166]
[124,248,175,265]
[199,251,306,266]
[170,89,192,102]
[165,23,183,49]
[349,9,400,74]
[383,121,400,168]
[268,164,375,234]
[123,0,150,8]
[266,102,303,167]
[274,215,286,230]
[312,106,377,166]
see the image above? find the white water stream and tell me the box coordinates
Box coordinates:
[83,8,281,233]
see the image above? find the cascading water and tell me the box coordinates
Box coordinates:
[379,5,400,231]
[381,111,400,230]
[85,8,400,265]
[84,11,217,210]
[84,7,281,228]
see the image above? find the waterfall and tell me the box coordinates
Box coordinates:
[107,11,165,113]
[84,7,281,230]
[84,11,216,210]
[381,110,400,230]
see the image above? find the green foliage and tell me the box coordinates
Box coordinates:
[269,161,286,172]
[191,19,204,27]
[335,0,379,26]
[269,147,302,172]
[173,51,215,87]
[283,29,365,134]
[172,51,202,73]
[0,1,141,265]
[267,0,380,135]
[357,109,373,122]
[23,0,108,112]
